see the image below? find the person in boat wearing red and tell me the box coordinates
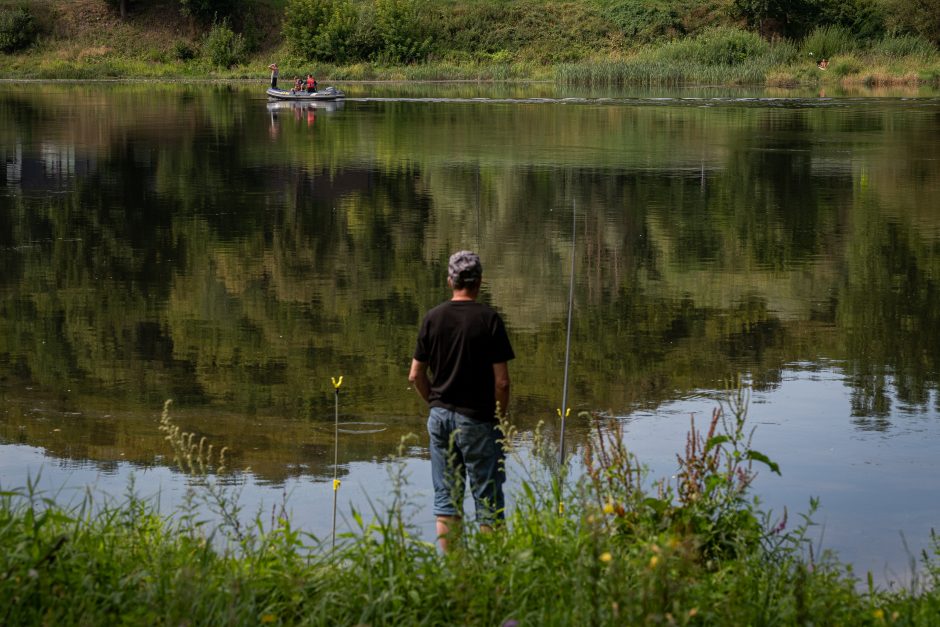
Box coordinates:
[409,251,514,552]
[305,75,318,93]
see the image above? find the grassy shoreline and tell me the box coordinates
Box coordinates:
[3,399,940,625]
[2,49,939,88]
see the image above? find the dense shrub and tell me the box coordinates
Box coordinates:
[371,0,433,64]
[0,6,37,54]
[602,0,686,42]
[283,0,360,62]
[203,18,245,68]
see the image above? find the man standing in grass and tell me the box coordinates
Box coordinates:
[409,250,514,552]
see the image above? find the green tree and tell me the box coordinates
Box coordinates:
[884,0,940,45]
[0,7,36,53]
[732,0,818,38]
[816,0,885,40]
[204,18,245,67]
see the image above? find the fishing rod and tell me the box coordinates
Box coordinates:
[558,198,576,467]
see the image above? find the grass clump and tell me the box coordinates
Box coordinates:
[874,34,937,59]
[801,24,858,59]
[558,27,776,86]
[2,393,940,624]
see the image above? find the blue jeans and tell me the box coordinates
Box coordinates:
[427,407,505,525]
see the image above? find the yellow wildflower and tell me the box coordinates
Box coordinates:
[873,609,885,621]
[333,479,341,491]
[649,555,660,568]
[603,500,615,515]
[261,615,276,624]
[599,552,613,563]
[331,375,344,389]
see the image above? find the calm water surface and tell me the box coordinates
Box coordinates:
[1,82,939,583]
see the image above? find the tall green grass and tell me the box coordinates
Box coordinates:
[801,25,858,59]
[558,27,785,86]
[3,394,940,624]
[874,34,937,59]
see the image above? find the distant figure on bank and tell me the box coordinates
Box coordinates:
[818,58,829,70]
[268,63,279,89]
[409,251,515,553]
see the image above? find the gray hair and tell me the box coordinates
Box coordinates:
[448,250,482,289]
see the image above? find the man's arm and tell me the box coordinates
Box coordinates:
[409,358,431,403]
[493,362,510,418]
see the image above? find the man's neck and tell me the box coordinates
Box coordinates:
[451,288,478,302]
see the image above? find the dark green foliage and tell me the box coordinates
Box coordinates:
[203,18,245,67]
[0,6,36,54]
[883,0,940,46]
[180,0,239,22]
[283,0,360,62]
[732,0,820,39]
[284,0,432,64]
[371,0,432,64]
[815,0,885,41]
[602,0,687,42]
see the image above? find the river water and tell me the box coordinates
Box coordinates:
[1,82,939,584]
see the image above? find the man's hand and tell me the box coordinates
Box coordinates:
[493,362,510,417]
[409,359,431,403]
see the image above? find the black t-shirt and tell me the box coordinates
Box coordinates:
[413,300,515,421]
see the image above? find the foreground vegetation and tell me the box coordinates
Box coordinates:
[0,0,938,86]
[2,396,940,625]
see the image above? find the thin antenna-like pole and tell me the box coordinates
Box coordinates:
[330,375,344,549]
[558,198,576,466]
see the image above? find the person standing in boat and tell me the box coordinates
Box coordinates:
[268,63,279,89]
[409,251,514,552]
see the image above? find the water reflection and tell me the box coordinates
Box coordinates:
[1,83,940,577]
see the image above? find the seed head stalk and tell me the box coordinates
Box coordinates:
[330,375,344,550]
[558,198,576,467]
